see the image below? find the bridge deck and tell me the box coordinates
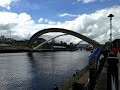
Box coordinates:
[94,52,120,90]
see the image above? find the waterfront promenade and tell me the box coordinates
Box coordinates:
[94,62,107,90]
[94,52,120,90]
[60,53,120,90]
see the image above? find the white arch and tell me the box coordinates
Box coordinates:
[28,28,101,48]
[33,34,67,50]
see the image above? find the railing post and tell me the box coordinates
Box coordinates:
[107,53,118,90]
[87,48,102,90]
[89,58,97,90]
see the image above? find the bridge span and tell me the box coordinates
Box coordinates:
[33,33,68,50]
[28,28,101,48]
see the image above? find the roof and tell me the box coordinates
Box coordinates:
[0,43,10,47]
[52,46,66,49]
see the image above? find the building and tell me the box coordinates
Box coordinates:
[0,35,5,40]
[112,39,120,49]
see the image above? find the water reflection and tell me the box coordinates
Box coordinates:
[27,52,42,89]
[0,51,90,90]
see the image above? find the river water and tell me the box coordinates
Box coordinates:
[0,50,90,90]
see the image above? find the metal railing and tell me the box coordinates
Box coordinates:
[84,47,106,90]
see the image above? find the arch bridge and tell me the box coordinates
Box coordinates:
[28,28,101,48]
[33,33,68,50]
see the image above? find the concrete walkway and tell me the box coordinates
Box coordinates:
[94,63,107,90]
[94,52,120,90]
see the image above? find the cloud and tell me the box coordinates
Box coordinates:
[0,23,17,30]
[59,13,79,17]
[0,6,120,44]
[77,0,96,3]
[0,0,20,9]
[99,0,111,2]
[75,0,111,4]
[38,18,57,25]
[0,12,35,40]
[57,6,120,43]
[38,18,44,23]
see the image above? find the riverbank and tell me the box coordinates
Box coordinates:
[0,48,78,53]
[58,66,89,90]
[0,48,31,53]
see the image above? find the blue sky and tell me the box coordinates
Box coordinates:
[2,0,120,22]
[0,0,120,43]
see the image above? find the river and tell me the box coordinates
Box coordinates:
[0,50,90,90]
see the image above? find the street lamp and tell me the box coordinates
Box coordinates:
[107,14,114,43]
[66,77,70,88]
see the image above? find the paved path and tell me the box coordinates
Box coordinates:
[94,63,107,90]
[95,52,120,90]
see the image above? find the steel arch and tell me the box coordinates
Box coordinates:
[28,28,101,48]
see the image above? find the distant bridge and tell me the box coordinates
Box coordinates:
[33,33,67,50]
[28,28,101,48]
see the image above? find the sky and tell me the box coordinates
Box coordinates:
[0,0,120,44]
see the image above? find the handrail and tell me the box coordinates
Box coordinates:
[88,47,102,68]
[84,48,104,90]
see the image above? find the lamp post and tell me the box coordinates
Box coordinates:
[107,14,114,43]
[66,77,70,88]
